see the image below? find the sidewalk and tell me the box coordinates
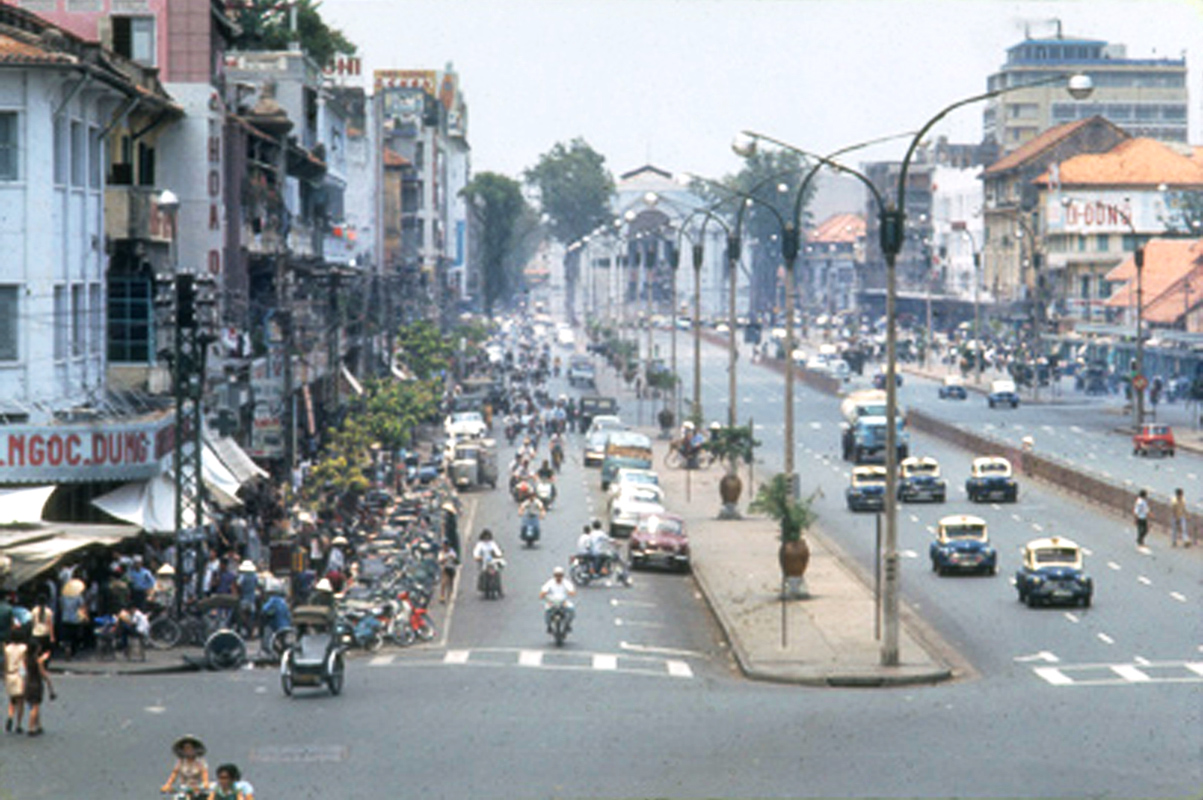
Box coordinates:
[49,645,207,677]
[589,354,956,686]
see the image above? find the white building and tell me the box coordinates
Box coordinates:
[930,164,987,302]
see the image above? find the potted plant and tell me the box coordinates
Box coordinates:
[748,473,818,597]
[706,424,759,519]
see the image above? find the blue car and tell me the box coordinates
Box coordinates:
[1015,537,1093,607]
[930,515,997,575]
[898,456,947,503]
[987,379,1020,409]
[846,465,887,512]
[966,456,1018,503]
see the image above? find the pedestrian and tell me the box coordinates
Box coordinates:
[58,578,87,659]
[1170,487,1192,548]
[236,560,258,637]
[437,540,459,604]
[1134,488,1150,547]
[28,593,54,662]
[127,555,155,610]
[21,637,51,736]
[4,626,27,734]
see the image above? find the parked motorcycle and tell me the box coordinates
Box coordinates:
[335,606,388,652]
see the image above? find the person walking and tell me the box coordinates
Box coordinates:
[1134,488,1151,547]
[4,626,27,733]
[58,578,87,659]
[437,540,459,604]
[21,637,51,736]
[29,594,54,661]
[1170,488,1192,548]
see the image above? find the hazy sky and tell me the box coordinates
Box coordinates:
[320,0,1203,181]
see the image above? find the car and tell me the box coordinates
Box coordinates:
[965,456,1018,503]
[987,379,1020,409]
[586,415,626,437]
[601,431,653,490]
[938,375,967,400]
[929,514,997,576]
[1014,536,1093,607]
[845,465,888,512]
[607,467,660,500]
[1132,423,1175,457]
[583,430,611,467]
[898,456,947,503]
[608,484,666,537]
[629,513,690,571]
[873,366,903,389]
[566,356,596,388]
[577,396,619,433]
[556,327,576,348]
[444,411,488,439]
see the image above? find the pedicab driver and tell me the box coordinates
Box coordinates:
[539,566,576,633]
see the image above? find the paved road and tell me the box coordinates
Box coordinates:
[2,341,1198,798]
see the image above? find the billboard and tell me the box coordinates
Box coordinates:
[0,416,175,484]
[1046,191,1174,235]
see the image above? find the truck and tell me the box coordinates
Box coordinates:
[839,389,909,464]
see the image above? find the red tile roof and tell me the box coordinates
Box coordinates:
[1104,238,1203,324]
[983,117,1126,176]
[0,32,74,65]
[809,213,865,244]
[1034,138,1203,188]
[383,148,410,167]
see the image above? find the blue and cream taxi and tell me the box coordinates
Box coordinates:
[929,514,997,576]
[1015,536,1093,608]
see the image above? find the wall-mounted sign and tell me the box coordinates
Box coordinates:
[0,415,175,484]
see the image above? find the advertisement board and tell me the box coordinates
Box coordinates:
[1045,191,1172,235]
[0,415,175,484]
[248,349,286,458]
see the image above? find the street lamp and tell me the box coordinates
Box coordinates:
[743,70,1092,667]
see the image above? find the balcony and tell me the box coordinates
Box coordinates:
[104,186,174,243]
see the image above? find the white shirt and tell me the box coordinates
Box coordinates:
[576,533,592,553]
[541,577,575,603]
[588,529,610,555]
[474,540,503,564]
[1134,497,1149,520]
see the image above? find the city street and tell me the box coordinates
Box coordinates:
[4,350,1199,798]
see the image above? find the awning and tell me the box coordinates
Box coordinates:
[203,443,244,508]
[208,435,268,485]
[0,485,56,524]
[92,473,178,533]
[0,523,139,588]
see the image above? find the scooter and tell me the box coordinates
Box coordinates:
[520,514,541,548]
[535,479,556,509]
[478,559,505,600]
[546,601,572,646]
[569,552,631,587]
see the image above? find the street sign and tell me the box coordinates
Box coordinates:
[1132,375,1148,392]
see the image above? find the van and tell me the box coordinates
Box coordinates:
[600,431,654,490]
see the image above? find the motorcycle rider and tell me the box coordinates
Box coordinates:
[539,566,576,633]
[548,431,565,472]
[587,519,616,577]
[517,494,546,541]
[473,529,504,596]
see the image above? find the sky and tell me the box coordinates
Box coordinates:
[319,0,1203,183]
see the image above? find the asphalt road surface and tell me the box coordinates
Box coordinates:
[2,345,1198,799]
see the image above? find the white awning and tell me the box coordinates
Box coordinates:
[0,485,56,524]
[92,473,178,533]
[208,435,268,485]
[0,523,139,587]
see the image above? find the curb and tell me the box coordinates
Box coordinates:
[50,658,201,677]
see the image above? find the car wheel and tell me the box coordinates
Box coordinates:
[988,400,995,409]
[1025,593,1038,608]
[281,653,294,697]
[1081,594,1092,608]
[930,559,938,573]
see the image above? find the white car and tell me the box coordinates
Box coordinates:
[586,415,626,437]
[607,468,660,500]
[444,411,488,439]
[608,484,666,538]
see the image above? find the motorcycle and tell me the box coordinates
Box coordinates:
[535,478,556,508]
[546,600,572,646]
[519,513,541,548]
[335,608,386,652]
[569,552,631,587]
[478,558,505,600]
[391,592,435,644]
[550,442,564,472]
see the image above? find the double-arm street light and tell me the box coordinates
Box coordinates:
[742,71,1092,666]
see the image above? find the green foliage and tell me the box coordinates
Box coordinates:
[524,139,615,245]
[748,474,818,542]
[707,424,760,470]
[1164,189,1203,236]
[462,172,538,315]
[646,369,678,392]
[395,320,455,380]
[230,0,356,67]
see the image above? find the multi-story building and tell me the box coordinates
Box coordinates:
[803,213,865,315]
[984,28,1189,153]
[929,165,986,303]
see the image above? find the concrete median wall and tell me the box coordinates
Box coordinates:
[715,331,1203,539]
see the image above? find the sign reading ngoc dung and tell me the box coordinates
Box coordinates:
[0,417,175,484]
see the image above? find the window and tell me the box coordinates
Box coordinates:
[137,141,155,186]
[89,126,102,189]
[70,121,85,187]
[0,286,17,360]
[1096,234,1109,252]
[71,284,84,356]
[107,274,152,363]
[0,112,17,180]
[54,117,67,185]
[54,285,67,360]
[112,16,156,66]
[89,283,101,354]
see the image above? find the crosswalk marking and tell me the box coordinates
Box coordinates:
[666,659,693,678]
[1034,661,1203,686]
[519,650,543,667]
[444,649,470,664]
[370,647,698,680]
[593,654,618,671]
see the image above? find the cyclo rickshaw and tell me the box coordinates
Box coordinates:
[280,605,347,697]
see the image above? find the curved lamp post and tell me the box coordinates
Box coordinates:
[742,70,1092,667]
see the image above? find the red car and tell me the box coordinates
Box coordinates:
[629,513,690,572]
[1132,424,1175,457]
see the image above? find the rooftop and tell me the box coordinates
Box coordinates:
[809,213,865,245]
[1034,138,1203,188]
[1104,238,1203,325]
[983,116,1127,177]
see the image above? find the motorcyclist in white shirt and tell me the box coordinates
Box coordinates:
[587,519,614,577]
[539,566,576,633]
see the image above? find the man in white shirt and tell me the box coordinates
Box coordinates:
[1134,489,1150,546]
[587,521,612,576]
[539,566,575,633]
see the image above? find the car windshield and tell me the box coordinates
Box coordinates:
[643,516,683,536]
[627,489,663,504]
[854,473,885,486]
[979,462,1009,475]
[907,463,938,476]
[620,473,657,486]
[1033,548,1079,565]
[944,524,985,539]
[452,412,482,424]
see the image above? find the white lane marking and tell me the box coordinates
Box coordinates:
[1070,426,1084,434]
[1138,576,1153,586]
[809,422,822,430]
[1032,523,1044,532]
[1034,666,1074,685]
[1111,665,1150,682]
[619,642,707,658]
[1137,545,1153,555]
[1082,548,1093,556]
[909,514,920,523]
[1014,651,1060,663]
[1097,633,1115,645]
[991,503,1002,511]
[593,654,618,671]
[666,659,694,678]
[1170,592,1187,603]
[145,706,167,714]
[369,654,394,667]
[444,650,470,664]
[1134,655,1151,666]
[899,550,919,559]
[1187,663,1203,677]
[610,598,656,608]
[518,650,543,667]
[1011,513,1023,522]
[614,618,664,629]
[1188,473,1198,481]
[1107,561,1122,571]
[1064,613,1080,623]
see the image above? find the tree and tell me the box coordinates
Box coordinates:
[395,320,455,380]
[524,139,615,321]
[698,148,813,316]
[462,172,537,316]
[230,0,356,68]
